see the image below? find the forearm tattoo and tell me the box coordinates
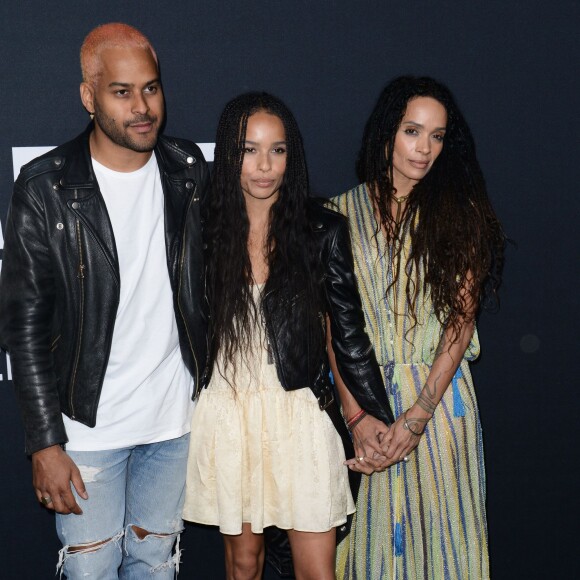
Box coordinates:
[416,371,442,415]
[425,373,440,398]
[416,392,437,414]
[433,333,447,362]
[413,334,448,417]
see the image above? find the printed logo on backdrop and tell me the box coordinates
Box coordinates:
[1,143,215,382]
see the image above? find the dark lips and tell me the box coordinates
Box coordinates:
[130,123,153,134]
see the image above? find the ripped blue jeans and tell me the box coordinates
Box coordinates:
[55,433,190,579]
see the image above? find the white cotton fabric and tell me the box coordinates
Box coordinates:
[63,155,193,451]
[183,285,354,534]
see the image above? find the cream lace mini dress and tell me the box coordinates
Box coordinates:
[183,285,355,535]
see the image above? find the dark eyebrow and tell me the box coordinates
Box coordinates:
[244,140,287,146]
[108,78,161,88]
[402,120,446,131]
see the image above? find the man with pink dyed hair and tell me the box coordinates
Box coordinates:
[0,23,208,578]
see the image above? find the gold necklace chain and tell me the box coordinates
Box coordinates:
[392,193,410,223]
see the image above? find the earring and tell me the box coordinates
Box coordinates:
[89,112,94,120]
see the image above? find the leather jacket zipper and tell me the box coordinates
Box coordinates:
[177,183,200,387]
[69,192,85,418]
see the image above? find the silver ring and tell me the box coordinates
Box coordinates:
[40,496,53,506]
[358,456,365,462]
[403,456,409,462]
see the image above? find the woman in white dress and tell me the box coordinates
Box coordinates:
[182,92,394,580]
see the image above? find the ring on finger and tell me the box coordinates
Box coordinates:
[40,495,53,506]
[358,456,365,462]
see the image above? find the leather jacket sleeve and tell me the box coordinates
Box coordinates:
[324,216,395,426]
[0,181,67,454]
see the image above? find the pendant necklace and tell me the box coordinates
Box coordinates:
[392,193,410,223]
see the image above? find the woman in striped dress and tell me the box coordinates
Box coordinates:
[330,76,505,579]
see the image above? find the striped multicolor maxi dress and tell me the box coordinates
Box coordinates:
[333,184,489,580]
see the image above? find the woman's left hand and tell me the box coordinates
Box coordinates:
[380,411,423,464]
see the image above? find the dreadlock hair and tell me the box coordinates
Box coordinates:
[206,92,325,380]
[357,76,505,339]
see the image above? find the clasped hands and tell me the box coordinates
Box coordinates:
[344,412,421,475]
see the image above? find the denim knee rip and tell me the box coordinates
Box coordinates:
[56,529,124,578]
[124,524,184,575]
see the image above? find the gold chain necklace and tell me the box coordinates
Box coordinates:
[392,193,410,223]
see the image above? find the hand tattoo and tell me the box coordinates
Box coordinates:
[403,416,429,435]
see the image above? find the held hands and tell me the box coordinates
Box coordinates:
[344,405,432,474]
[32,444,88,515]
[380,406,430,464]
[344,414,396,474]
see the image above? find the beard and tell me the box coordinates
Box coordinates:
[93,101,161,153]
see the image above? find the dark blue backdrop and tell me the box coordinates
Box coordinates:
[0,1,577,578]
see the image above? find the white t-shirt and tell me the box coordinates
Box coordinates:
[63,155,194,450]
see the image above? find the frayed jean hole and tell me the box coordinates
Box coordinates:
[126,524,183,543]
[76,465,102,483]
[56,530,123,577]
[67,530,123,554]
[150,533,183,575]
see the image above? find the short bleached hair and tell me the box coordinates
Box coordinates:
[80,23,158,86]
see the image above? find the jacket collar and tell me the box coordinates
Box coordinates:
[58,124,95,189]
[153,136,198,175]
[58,123,194,189]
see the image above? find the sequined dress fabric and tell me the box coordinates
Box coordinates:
[333,185,489,579]
[183,285,354,535]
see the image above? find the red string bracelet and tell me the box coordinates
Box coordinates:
[346,409,368,431]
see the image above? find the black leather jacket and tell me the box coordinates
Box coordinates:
[204,202,394,578]
[201,201,394,428]
[0,125,209,455]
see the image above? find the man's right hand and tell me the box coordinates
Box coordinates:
[31,445,88,514]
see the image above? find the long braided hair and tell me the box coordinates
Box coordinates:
[357,76,505,337]
[205,92,324,377]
